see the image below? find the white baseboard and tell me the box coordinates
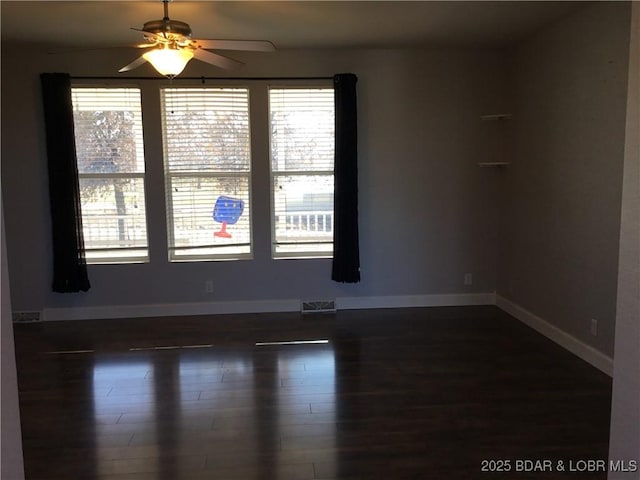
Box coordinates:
[41,293,496,322]
[336,293,497,310]
[496,295,613,376]
[42,299,301,322]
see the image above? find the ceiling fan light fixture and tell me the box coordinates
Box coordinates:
[143,46,194,77]
[118,0,273,76]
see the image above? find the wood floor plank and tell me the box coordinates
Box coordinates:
[15,306,612,480]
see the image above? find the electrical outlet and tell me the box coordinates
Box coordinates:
[464,273,473,286]
[205,280,214,293]
[590,318,598,336]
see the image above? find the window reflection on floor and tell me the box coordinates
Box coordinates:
[92,357,158,476]
[89,342,338,479]
[276,344,337,478]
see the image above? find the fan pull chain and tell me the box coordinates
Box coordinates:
[168,76,175,114]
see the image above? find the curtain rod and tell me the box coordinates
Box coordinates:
[71,76,334,81]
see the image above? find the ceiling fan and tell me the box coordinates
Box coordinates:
[119,0,275,77]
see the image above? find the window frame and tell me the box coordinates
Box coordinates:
[160,85,254,263]
[70,84,150,264]
[268,84,336,260]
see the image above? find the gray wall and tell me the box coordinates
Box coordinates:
[498,2,631,357]
[1,46,506,315]
[609,2,640,476]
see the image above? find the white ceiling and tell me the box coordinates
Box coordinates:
[1,1,587,50]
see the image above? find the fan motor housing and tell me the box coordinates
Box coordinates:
[143,19,192,38]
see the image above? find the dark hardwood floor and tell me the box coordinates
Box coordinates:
[13,306,612,479]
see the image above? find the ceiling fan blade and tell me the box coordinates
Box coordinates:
[191,39,276,52]
[119,55,148,73]
[193,49,243,70]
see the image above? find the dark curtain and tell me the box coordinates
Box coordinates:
[40,73,90,292]
[332,73,360,283]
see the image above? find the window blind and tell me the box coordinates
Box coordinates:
[161,88,252,261]
[269,88,335,257]
[71,87,148,263]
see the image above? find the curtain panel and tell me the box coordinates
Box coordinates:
[332,73,360,283]
[40,73,90,292]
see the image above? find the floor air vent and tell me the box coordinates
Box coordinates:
[13,311,42,323]
[301,300,336,314]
